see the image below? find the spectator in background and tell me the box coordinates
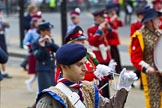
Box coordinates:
[135,0,147,9]
[49,0,56,12]
[0,9,11,79]
[67,8,80,33]
[20,4,39,71]
[124,0,134,25]
[0,48,8,81]
[23,13,42,92]
[24,4,38,32]
[32,22,59,92]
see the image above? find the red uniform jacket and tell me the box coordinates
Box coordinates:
[105,16,123,46]
[129,31,144,71]
[87,24,111,64]
[130,20,143,36]
[106,16,123,30]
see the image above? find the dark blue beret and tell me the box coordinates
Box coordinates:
[56,43,87,65]
[38,22,54,30]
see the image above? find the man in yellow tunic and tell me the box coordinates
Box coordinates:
[130,7,162,108]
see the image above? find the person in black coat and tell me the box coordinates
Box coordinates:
[20,4,39,71]
[0,9,11,78]
[0,48,8,81]
[32,22,59,92]
[124,0,134,24]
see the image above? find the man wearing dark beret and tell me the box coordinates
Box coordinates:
[32,22,59,92]
[36,43,137,108]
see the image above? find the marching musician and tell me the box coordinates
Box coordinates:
[129,7,162,108]
[32,22,59,92]
[36,43,137,108]
[87,9,112,98]
[105,4,124,74]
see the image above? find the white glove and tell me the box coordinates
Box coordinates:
[94,64,113,80]
[108,59,117,72]
[117,68,138,91]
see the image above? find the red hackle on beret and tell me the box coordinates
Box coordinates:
[152,0,162,4]
[70,11,80,17]
[71,30,83,39]
[31,11,42,20]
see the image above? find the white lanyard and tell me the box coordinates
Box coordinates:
[56,82,86,108]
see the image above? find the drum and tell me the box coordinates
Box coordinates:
[154,36,162,74]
